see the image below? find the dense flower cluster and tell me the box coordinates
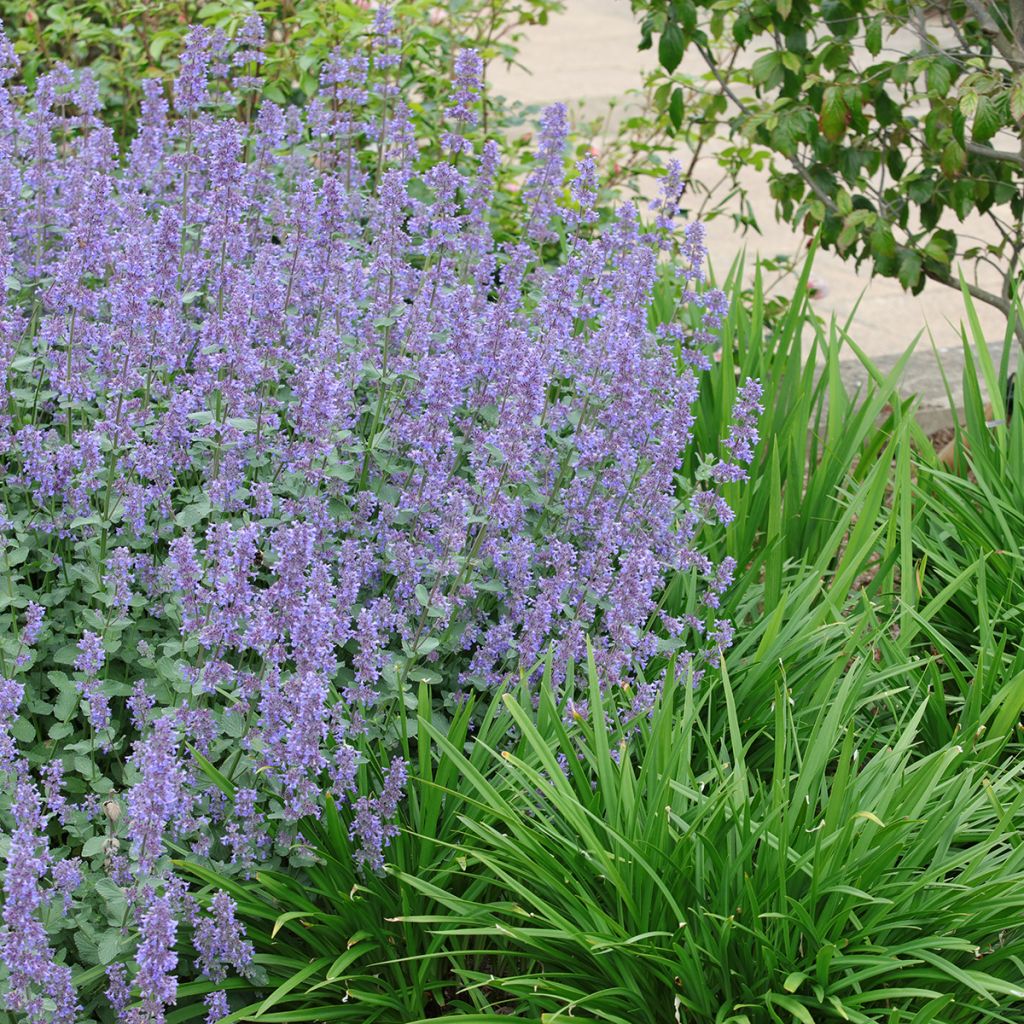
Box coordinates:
[0,11,757,1021]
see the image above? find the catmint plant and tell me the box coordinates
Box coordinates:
[0,10,757,1020]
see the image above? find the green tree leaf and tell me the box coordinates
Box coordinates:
[959,90,978,118]
[941,139,966,178]
[669,86,684,130]
[870,219,896,260]
[972,94,1002,142]
[1010,80,1024,122]
[658,21,684,74]
[820,86,847,142]
[752,52,784,89]
[898,248,922,289]
[865,15,883,56]
[926,60,952,95]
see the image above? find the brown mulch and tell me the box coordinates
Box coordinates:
[928,426,955,453]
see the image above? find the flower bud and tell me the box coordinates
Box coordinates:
[103,796,122,825]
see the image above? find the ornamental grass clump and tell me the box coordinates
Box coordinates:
[0,12,757,1022]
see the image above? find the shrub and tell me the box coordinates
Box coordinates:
[0,15,752,1022]
[0,0,562,141]
[631,0,1024,345]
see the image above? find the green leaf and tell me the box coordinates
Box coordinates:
[836,221,859,252]
[898,249,922,290]
[1010,79,1024,122]
[97,931,124,965]
[752,52,783,90]
[923,231,954,265]
[175,499,211,529]
[769,991,824,1022]
[784,971,808,993]
[940,139,966,178]
[926,60,952,96]
[865,15,883,56]
[11,716,35,742]
[820,86,847,142]
[869,219,896,260]
[54,685,79,722]
[658,22,684,74]
[972,94,1002,142]
[668,87,684,131]
[81,836,107,858]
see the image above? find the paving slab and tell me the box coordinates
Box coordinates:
[839,342,1020,434]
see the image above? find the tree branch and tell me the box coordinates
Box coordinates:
[960,0,1024,68]
[693,41,843,215]
[923,265,1024,346]
[966,141,1024,168]
[923,268,1008,315]
[1010,0,1024,54]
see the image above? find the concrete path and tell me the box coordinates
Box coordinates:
[489,0,1019,420]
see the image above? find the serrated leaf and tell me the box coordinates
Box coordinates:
[98,931,124,965]
[54,679,79,719]
[407,666,442,685]
[870,220,896,260]
[668,87,684,131]
[837,222,859,252]
[959,90,979,118]
[972,94,1002,142]
[940,139,966,178]
[1010,80,1024,122]
[12,716,36,742]
[752,52,783,90]
[926,60,951,96]
[175,500,211,529]
[820,86,847,142]
[923,238,951,265]
[81,835,108,858]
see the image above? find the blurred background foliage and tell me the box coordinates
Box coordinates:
[0,0,562,137]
